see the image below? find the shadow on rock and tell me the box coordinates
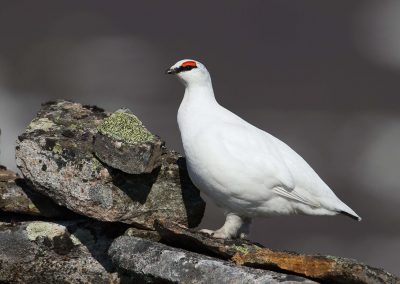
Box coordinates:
[65,220,129,273]
[177,157,206,228]
[15,178,79,219]
[110,167,159,205]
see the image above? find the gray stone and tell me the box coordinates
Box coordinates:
[0,220,126,283]
[124,227,161,242]
[0,166,75,218]
[94,108,164,174]
[15,100,205,229]
[108,236,317,284]
[153,220,400,284]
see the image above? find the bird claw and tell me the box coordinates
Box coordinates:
[199,229,215,236]
[212,230,231,239]
[199,228,231,239]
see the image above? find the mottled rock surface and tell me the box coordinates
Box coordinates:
[0,220,126,283]
[124,227,161,242]
[3,101,398,283]
[109,236,316,284]
[15,100,205,228]
[154,220,400,284]
[94,108,164,174]
[0,166,75,218]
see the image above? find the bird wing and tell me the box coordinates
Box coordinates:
[205,122,293,189]
[206,120,321,208]
[273,186,321,207]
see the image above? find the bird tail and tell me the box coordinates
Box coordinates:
[339,210,361,221]
[335,201,362,221]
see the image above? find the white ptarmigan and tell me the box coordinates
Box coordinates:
[166,59,361,239]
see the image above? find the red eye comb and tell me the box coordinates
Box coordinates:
[181,61,197,68]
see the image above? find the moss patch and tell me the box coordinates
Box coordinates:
[97,109,154,143]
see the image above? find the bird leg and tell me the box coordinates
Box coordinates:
[199,213,252,239]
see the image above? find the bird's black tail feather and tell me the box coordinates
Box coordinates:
[339,210,361,221]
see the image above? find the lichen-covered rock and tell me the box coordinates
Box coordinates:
[124,227,161,242]
[0,166,75,218]
[94,109,164,174]
[108,236,316,284]
[16,100,205,228]
[154,220,400,284]
[97,108,155,143]
[0,220,126,283]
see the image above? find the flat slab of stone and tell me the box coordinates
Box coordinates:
[0,166,75,218]
[16,100,205,229]
[94,108,164,174]
[0,220,127,283]
[108,236,317,284]
[154,220,400,284]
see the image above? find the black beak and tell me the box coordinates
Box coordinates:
[165,65,196,74]
[165,68,177,75]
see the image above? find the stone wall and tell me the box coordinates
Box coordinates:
[0,101,398,283]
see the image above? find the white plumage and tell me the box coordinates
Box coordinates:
[167,59,361,239]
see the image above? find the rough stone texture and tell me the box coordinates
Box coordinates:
[109,236,316,284]
[15,100,205,228]
[124,227,161,242]
[94,109,164,174]
[0,166,75,218]
[4,101,398,283]
[154,220,400,284]
[0,220,127,283]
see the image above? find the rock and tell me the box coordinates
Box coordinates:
[0,166,75,218]
[94,108,164,174]
[0,166,17,182]
[0,220,127,283]
[124,227,161,242]
[16,100,205,228]
[108,236,316,284]
[154,220,400,284]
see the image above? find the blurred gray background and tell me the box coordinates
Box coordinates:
[0,0,399,275]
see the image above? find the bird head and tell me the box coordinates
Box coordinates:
[166,59,210,86]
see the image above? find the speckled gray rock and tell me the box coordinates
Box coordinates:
[0,220,126,283]
[15,100,205,228]
[108,236,316,284]
[0,166,75,218]
[94,108,164,174]
[124,227,161,242]
[154,220,400,284]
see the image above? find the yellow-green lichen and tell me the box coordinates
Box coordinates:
[28,203,36,210]
[53,143,63,155]
[69,123,77,130]
[97,110,154,143]
[26,221,66,241]
[91,157,102,172]
[28,117,56,132]
[232,245,250,255]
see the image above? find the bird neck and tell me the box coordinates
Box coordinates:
[178,80,219,134]
[182,80,217,107]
